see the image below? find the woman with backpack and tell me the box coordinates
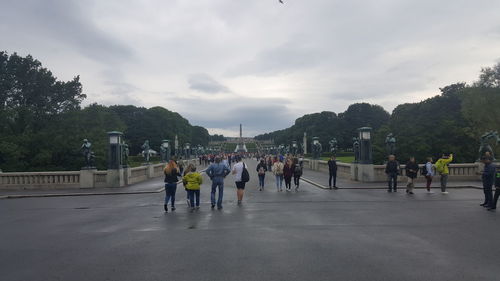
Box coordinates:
[256,159,267,191]
[423,157,434,193]
[232,155,248,205]
[292,157,302,191]
[283,158,294,192]
[272,157,285,192]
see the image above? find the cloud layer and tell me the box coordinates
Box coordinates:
[1,0,500,136]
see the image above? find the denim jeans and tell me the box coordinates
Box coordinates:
[329,172,337,187]
[275,175,283,190]
[187,189,200,207]
[211,177,224,208]
[165,183,177,206]
[387,173,398,191]
[483,181,493,206]
[258,174,265,188]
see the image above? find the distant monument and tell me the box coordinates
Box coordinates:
[312,137,322,160]
[141,140,151,163]
[329,138,338,156]
[235,124,248,153]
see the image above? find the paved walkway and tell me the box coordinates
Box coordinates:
[1,159,498,281]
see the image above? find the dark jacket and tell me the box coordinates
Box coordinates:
[482,163,496,186]
[328,160,337,174]
[164,168,180,183]
[256,162,267,174]
[385,160,400,175]
[405,161,419,179]
[283,163,293,179]
[293,163,303,177]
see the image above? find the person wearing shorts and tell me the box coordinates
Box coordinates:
[232,156,246,205]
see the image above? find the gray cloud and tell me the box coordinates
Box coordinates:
[188,73,230,93]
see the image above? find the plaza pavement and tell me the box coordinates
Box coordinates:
[1,159,499,281]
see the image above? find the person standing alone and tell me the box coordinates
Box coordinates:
[385,155,400,192]
[405,157,419,195]
[480,157,496,209]
[328,156,338,189]
[435,154,453,194]
[206,157,230,210]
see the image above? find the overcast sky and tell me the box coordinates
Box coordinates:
[1,0,500,137]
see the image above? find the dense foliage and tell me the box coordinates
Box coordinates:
[0,52,210,171]
[257,63,500,164]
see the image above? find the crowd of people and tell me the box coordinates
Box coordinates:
[162,151,500,213]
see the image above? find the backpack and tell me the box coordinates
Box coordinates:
[241,163,250,183]
[294,164,303,176]
[421,164,428,176]
[275,163,284,175]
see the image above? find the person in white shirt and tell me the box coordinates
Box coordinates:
[232,155,246,205]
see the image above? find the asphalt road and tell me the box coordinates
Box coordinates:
[1,159,499,281]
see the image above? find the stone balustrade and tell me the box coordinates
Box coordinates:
[0,159,199,190]
[303,159,482,182]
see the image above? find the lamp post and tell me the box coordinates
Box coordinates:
[185,143,191,159]
[358,127,373,164]
[292,141,298,155]
[161,140,170,162]
[107,131,123,169]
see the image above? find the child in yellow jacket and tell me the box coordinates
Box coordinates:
[183,164,203,210]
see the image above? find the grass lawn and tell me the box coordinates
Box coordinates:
[319,156,355,163]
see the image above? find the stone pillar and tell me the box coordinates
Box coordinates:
[80,169,96,189]
[147,164,155,179]
[107,168,125,188]
[303,132,307,155]
[124,167,132,186]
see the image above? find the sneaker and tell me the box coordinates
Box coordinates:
[237,200,242,205]
[441,191,449,194]
[427,190,434,194]
[195,206,200,210]
[190,207,195,212]
[217,206,223,210]
[259,188,262,191]
[487,207,496,211]
[171,206,176,211]
[408,192,414,195]
[387,190,392,193]
[211,204,215,209]
[164,204,168,212]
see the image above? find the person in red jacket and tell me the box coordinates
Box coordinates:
[283,158,294,192]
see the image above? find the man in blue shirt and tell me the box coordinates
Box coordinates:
[206,156,231,209]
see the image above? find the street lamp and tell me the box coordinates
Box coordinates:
[161,140,170,162]
[107,131,123,169]
[185,143,191,159]
[358,127,373,164]
[292,141,297,155]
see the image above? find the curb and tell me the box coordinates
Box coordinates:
[300,177,482,190]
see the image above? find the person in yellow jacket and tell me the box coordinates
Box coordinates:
[435,154,453,194]
[183,164,203,211]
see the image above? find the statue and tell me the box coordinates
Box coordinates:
[353,137,360,162]
[479,131,500,160]
[122,143,129,167]
[329,138,338,156]
[312,138,322,160]
[80,139,95,168]
[142,140,151,163]
[385,133,396,156]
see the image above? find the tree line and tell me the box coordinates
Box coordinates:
[0,52,213,171]
[256,63,500,164]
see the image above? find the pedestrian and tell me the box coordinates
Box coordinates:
[183,164,203,212]
[283,158,294,191]
[272,157,284,192]
[385,155,400,192]
[163,160,180,212]
[267,156,273,171]
[328,155,338,189]
[435,153,453,194]
[405,157,419,195]
[488,166,500,211]
[293,157,302,191]
[232,155,248,205]
[424,157,434,193]
[256,159,267,191]
[206,156,230,210]
[480,157,496,209]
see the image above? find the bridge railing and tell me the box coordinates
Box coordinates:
[0,171,81,190]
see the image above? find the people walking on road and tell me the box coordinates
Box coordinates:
[267,156,273,172]
[423,157,434,193]
[256,159,267,191]
[163,160,180,212]
[283,158,294,191]
[488,167,500,211]
[293,157,302,191]
[206,157,230,210]
[183,164,203,212]
[435,153,453,194]
[405,157,419,195]
[272,157,285,191]
[385,155,400,192]
[328,155,338,189]
[480,157,496,209]
[232,156,248,205]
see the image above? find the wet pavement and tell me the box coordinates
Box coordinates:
[1,160,499,281]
